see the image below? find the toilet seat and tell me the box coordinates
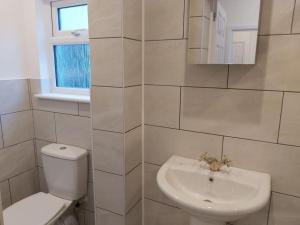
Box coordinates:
[3,192,72,225]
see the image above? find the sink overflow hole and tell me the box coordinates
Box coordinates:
[204,199,213,203]
[209,177,214,182]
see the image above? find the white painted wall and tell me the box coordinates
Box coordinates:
[0,0,51,80]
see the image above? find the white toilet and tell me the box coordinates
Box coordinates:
[3,143,88,225]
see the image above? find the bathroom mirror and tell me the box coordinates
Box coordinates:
[188,0,261,64]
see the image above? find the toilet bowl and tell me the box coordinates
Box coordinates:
[3,144,88,225]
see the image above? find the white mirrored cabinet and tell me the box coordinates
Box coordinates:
[188,0,261,64]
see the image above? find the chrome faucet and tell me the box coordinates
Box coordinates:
[199,152,232,172]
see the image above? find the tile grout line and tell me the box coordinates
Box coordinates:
[179,86,182,130]
[290,0,297,34]
[277,92,285,143]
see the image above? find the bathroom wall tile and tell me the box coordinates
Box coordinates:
[96,208,124,225]
[187,49,208,64]
[55,114,92,150]
[229,35,300,92]
[0,180,11,209]
[223,137,300,196]
[124,39,142,87]
[184,64,228,88]
[87,150,94,183]
[233,204,269,225]
[35,139,53,167]
[79,103,91,117]
[9,169,39,203]
[259,0,295,35]
[144,199,188,225]
[93,130,124,175]
[85,210,95,225]
[125,126,142,174]
[124,86,142,131]
[145,0,185,40]
[278,93,300,146]
[144,125,222,165]
[2,110,34,146]
[181,88,282,142]
[124,0,142,40]
[92,87,124,133]
[0,79,30,114]
[78,210,85,225]
[38,167,48,193]
[145,40,186,86]
[94,170,125,214]
[292,0,300,33]
[145,86,180,129]
[268,193,300,225]
[183,0,189,39]
[33,110,56,142]
[144,163,176,206]
[125,165,142,212]
[189,0,211,17]
[82,182,95,211]
[90,38,123,87]
[30,79,79,115]
[88,0,122,38]
[126,201,142,225]
[188,17,209,49]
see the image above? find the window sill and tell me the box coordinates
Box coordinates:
[35,93,90,103]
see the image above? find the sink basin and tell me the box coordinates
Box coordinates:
[157,156,271,225]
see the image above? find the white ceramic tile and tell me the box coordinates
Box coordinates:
[0,79,30,114]
[188,17,209,49]
[124,0,142,40]
[145,0,185,40]
[0,121,3,149]
[125,165,142,212]
[124,86,142,131]
[144,199,188,225]
[1,110,33,146]
[124,39,142,87]
[79,103,91,117]
[94,170,125,214]
[144,163,176,206]
[185,64,228,88]
[229,35,300,92]
[90,38,123,87]
[144,125,222,165]
[96,208,124,225]
[9,169,39,203]
[0,180,11,209]
[278,93,300,146]
[35,139,53,167]
[82,182,95,211]
[224,137,300,196]
[181,88,283,142]
[260,0,295,35]
[233,204,269,225]
[92,87,124,133]
[88,0,122,38]
[144,85,180,129]
[268,193,300,225]
[292,0,300,33]
[38,167,48,193]
[30,79,79,115]
[126,201,142,225]
[33,110,56,142]
[93,130,124,175]
[189,0,211,17]
[55,114,92,150]
[145,40,186,86]
[125,126,142,174]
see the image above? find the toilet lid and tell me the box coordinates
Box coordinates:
[3,192,72,225]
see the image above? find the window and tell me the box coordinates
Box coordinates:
[50,0,90,94]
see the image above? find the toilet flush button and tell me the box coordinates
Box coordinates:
[59,146,67,150]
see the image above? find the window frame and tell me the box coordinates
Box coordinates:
[50,0,90,96]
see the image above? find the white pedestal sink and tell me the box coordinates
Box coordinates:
[157,156,271,225]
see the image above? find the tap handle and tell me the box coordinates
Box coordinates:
[222,155,232,167]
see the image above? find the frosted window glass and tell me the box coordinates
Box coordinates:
[54,44,91,88]
[58,5,88,31]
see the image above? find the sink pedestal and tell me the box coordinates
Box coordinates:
[190,217,225,225]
